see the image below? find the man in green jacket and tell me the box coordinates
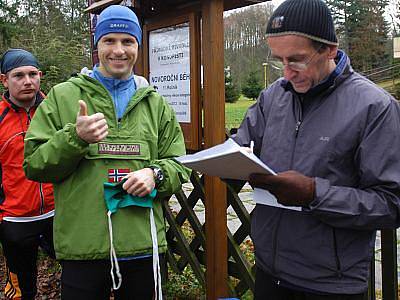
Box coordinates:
[23,5,189,300]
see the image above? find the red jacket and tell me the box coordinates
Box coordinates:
[0,92,54,221]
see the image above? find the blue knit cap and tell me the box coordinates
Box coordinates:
[94,5,142,46]
[0,49,39,74]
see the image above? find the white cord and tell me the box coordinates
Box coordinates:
[107,207,162,298]
[150,208,163,300]
[107,211,122,290]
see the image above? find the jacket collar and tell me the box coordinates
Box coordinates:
[2,91,45,112]
[91,65,136,92]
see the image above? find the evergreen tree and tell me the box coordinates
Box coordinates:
[242,70,262,100]
[0,1,20,51]
[326,0,390,71]
[0,0,91,92]
[225,68,239,103]
[41,65,61,94]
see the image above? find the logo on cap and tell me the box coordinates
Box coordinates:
[271,16,284,29]
[109,23,129,29]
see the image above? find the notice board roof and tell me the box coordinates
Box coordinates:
[85,0,269,15]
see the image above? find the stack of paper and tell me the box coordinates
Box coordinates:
[176,139,302,211]
[176,138,276,181]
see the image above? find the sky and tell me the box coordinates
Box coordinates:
[225,0,283,15]
[227,0,397,27]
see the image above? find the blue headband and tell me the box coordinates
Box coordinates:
[94,5,142,46]
[0,49,39,74]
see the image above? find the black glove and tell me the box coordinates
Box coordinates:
[249,170,315,207]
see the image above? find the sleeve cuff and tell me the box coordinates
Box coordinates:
[70,124,89,148]
[308,177,331,210]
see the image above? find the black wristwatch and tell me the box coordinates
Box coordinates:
[150,166,164,186]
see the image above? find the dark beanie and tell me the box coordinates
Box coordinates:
[0,49,39,74]
[94,5,142,46]
[266,0,338,46]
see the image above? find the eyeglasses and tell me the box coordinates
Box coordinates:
[269,45,323,72]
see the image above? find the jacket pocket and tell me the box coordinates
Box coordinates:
[332,228,342,278]
[0,163,4,205]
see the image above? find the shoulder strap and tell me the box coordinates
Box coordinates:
[0,107,10,126]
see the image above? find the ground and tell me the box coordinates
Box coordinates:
[0,252,61,300]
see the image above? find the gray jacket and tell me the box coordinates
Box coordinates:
[234,52,400,294]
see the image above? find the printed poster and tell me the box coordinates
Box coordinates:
[149,23,191,123]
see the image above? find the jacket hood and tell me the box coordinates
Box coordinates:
[67,72,154,106]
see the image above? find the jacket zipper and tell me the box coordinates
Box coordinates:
[39,183,45,214]
[271,95,303,276]
[103,83,150,133]
[113,82,121,133]
[271,210,283,275]
[118,90,150,130]
[26,109,32,124]
[26,108,45,214]
[290,95,303,166]
[332,228,342,277]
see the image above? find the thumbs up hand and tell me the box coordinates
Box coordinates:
[76,100,108,144]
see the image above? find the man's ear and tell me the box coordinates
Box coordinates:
[327,45,338,60]
[38,70,43,78]
[0,74,8,89]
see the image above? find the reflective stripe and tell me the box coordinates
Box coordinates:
[3,210,54,222]
[5,269,22,299]
[0,131,25,156]
[0,107,10,125]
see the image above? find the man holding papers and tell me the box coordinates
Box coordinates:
[233,0,400,299]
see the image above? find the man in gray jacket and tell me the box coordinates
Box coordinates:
[233,0,400,299]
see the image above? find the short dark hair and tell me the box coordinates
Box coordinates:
[311,40,329,52]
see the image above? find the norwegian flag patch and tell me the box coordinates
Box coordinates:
[108,168,131,183]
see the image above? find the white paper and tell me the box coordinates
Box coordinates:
[253,188,302,211]
[149,24,191,123]
[176,139,276,180]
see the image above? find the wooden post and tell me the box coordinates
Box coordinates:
[381,229,398,300]
[201,0,228,299]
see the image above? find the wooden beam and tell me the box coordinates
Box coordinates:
[381,229,398,300]
[201,0,228,299]
[84,0,122,14]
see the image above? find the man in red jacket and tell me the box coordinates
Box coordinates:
[0,49,55,300]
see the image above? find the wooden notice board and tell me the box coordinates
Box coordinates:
[143,13,202,151]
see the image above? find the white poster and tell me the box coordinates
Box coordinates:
[394,37,400,59]
[149,23,191,123]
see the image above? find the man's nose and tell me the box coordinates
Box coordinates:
[23,75,34,85]
[283,66,297,81]
[113,42,124,55]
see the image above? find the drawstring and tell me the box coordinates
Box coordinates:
[107,208,163,299]
[107,210,122,290]
[150,208,162,300]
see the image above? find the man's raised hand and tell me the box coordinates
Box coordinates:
[76,100,108,143]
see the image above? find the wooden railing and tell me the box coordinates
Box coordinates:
[165,172,399,299]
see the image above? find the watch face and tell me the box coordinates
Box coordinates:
[153,167,164,184]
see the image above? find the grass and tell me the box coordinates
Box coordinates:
[225,95,256,130]
[377,78,400,89]
[224,81,399,131]
[165,263,205,299]
[164,208,256,299]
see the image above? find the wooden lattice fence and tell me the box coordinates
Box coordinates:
[164,172,399,299]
